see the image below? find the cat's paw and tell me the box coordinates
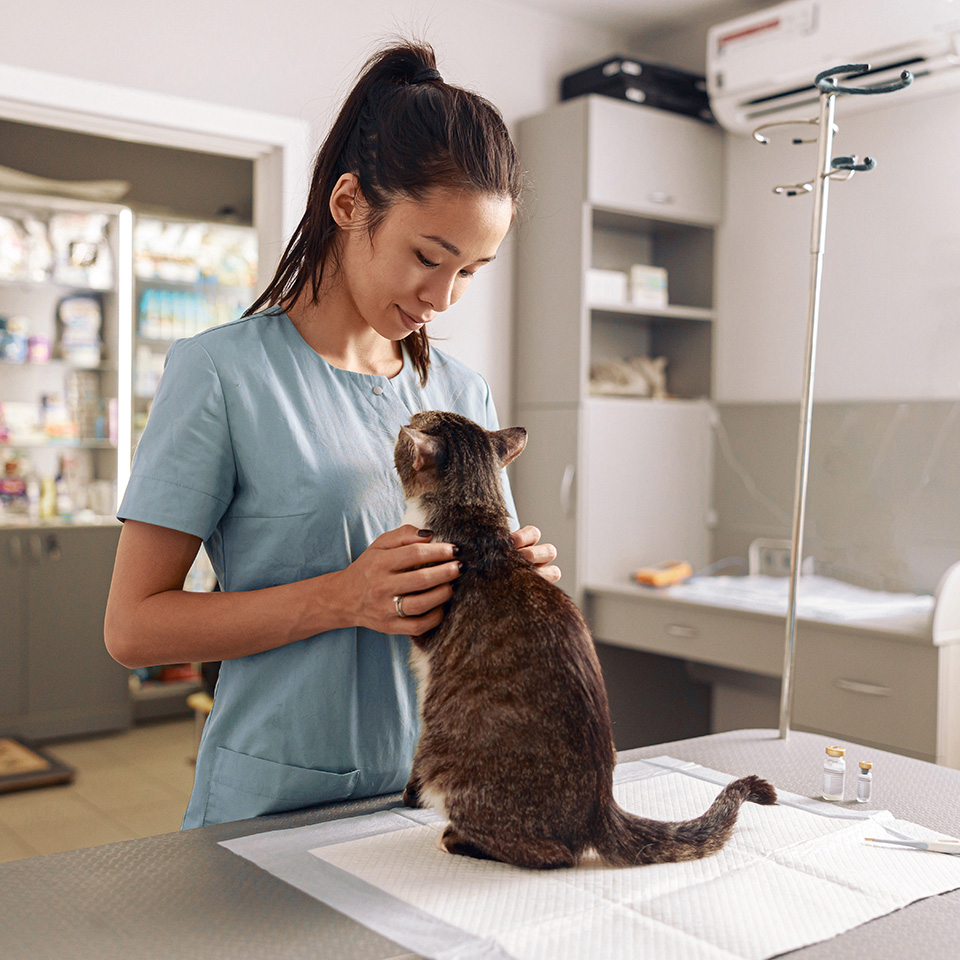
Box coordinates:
[402,780,422,808]
[439,826,494,861]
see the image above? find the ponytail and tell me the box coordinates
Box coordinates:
[246,40,522,386]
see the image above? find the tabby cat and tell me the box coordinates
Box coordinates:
[394,410,776,870]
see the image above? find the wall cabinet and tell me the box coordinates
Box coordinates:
[587,97,722,223]
[0,524,130,739]
[513,97,721,600]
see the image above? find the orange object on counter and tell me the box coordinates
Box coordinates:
[634,561,693,587]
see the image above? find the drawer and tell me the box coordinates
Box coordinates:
[792,629,938,760]
[586,591,783,676]
[587,97,722,224]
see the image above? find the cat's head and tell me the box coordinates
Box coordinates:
[395,411,526,502]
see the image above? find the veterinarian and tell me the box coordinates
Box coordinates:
[104,41,559,828]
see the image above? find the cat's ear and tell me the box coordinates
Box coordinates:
[401,426,441,472]
[491,427,527,467]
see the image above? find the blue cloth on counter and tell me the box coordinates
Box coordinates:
[118,308,517,828]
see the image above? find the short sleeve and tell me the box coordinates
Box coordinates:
[118,337,236,540]
[479,376,520,532]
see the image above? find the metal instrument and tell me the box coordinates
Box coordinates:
[751,63,914,741]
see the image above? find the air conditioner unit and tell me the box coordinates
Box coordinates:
[707,0,960,134]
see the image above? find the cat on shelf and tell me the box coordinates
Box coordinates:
[394,410,776,870]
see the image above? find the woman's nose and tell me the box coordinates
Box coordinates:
[420,273,458,313]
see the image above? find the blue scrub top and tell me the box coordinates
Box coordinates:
[118,308,518,828]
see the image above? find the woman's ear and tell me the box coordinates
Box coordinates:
[329,172,363,229]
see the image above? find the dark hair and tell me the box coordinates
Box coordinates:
[246,40,522,385]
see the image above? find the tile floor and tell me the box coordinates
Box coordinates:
[0,717,196,863]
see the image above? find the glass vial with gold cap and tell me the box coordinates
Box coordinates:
[856,760,873,803]
[821,745,846,801]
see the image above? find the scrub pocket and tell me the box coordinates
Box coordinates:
[204,746,360,825]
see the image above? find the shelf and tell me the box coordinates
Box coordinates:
[0,276,116,294]
[1,359,117,372]
[591,204,714,234]
[0,517,121,529]
[585,394,710,405]
[136,275,252,295]
[590,303,715,322]
[0,438,117,450]
[130,676,203,722]
[136,335,180,348]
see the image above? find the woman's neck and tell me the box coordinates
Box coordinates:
[285,282,402,378]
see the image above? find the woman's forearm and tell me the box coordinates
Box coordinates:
[105,570,351,669]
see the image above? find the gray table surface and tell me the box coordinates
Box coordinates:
[3,728,959,959]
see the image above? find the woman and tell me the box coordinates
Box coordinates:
[104,40,559,828]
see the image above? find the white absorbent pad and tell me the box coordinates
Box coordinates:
[220,757,960,960]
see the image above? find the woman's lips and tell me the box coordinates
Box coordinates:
[397,306,425,332]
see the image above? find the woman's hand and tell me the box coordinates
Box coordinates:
[337,525,461,636]
[511,525,561,583]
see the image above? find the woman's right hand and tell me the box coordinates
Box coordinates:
[338,525,461,636]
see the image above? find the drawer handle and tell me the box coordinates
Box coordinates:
[666,623,698,638]
[834,679,893,697]
[648,191,675,205]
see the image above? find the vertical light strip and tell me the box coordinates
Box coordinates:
[116,206,134,508]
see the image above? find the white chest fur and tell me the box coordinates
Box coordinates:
[401,496,431,533]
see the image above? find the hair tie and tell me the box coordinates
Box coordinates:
[411,67,442,85]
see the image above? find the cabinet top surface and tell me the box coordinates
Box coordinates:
[585,578,939,645]
[525,94,720,131]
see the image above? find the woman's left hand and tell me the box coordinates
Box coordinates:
[511,525,561,583]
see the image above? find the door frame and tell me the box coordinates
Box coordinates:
[0,63,313,498]
[0,62,312,278]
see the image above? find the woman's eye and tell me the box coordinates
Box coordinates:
[416,251,439,268]
[458,269,475,279]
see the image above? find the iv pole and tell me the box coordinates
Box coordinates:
[751,64,913,740]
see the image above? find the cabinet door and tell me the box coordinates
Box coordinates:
[24,525,131,739]
[512,405,583,602]
[581,398,712,586]
[587,97,722,225]
[0,531,28,731]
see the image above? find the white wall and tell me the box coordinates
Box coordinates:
[716,89,960,403]
[0,0,623,420]
[639,6,960,404]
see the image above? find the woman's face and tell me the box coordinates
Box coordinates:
[333,181,513,341]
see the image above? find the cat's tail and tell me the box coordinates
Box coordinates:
[594,775,777,867]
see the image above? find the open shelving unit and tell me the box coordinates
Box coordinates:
[512,95,722,601]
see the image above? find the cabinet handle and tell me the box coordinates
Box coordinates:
[834,678,893,697]
[45,535,61,562]
[29,535,42,563]
[647,191,675,205]
[666,623,698,638]
[559,464,576,519]
[8,535,22,564]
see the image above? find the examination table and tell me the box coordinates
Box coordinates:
[3,729,959,959]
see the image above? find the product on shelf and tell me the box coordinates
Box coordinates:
[137,287,247,341]
[49,212,114,289]
[134,217,257,287]
[0,315,30,362]
[66,369,104,439]
[0,215,54,282]
[56,295,102,368]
